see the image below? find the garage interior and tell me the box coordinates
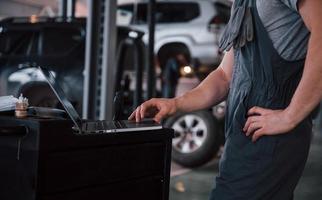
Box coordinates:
[0,0,321,200]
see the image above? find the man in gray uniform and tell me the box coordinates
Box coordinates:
[129,0,322,199]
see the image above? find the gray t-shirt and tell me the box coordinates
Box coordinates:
[257,0,310,61]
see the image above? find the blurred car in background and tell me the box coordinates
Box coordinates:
[117,0,232,68]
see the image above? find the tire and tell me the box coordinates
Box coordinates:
[164,110,221,168]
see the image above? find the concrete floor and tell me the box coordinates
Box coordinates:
[169,125,322,200]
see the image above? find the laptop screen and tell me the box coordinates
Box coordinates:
[38,66,82,131]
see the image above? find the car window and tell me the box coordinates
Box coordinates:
[118,4,134,13]
[213,2,231,23]
[136,2,200,24]
[117,4,134,25]
[0,30,38,56]
[42,27,84,56]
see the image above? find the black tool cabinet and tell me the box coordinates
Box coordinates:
[0,116,173,200]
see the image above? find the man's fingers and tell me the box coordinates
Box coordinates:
[129,98,175,123]
[129,99,161,122]
[252,128,265,142]
[248,106,263,116]
[140,105,145,119]
[153,109,167,123]
[128,107,139,121]
[135,106,141,122]
[140,101,152,119]
[246,122,261,136]
[243,116,259,132]
[140,99,158,119]
[128,110,136,120]
[248,106,272,116]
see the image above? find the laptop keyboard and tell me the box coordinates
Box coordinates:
[84,120,126,132]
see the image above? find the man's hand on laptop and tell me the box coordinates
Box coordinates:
[128,98,178,123]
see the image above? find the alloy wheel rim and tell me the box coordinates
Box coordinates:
[172,114,208,154]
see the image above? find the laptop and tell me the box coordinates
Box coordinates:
[38,66,162,134]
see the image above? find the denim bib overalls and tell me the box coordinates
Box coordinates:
[209,0,312,199]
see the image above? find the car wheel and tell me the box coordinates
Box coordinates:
[164,110,220,168]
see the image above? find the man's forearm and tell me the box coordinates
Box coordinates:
[174,67,230,113]
[285,31,322,126]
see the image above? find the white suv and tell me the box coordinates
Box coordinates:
[117,0,232,67]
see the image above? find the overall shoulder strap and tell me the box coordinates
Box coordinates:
[248,0,254,7]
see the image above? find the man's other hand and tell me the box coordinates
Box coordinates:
[243,106,297,142]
